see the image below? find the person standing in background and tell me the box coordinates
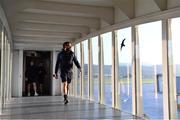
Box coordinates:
[25,61,39,96]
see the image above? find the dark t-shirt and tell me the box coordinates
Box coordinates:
[55,50,81,74]
[25,65,38,81]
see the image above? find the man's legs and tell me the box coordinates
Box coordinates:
[67,84,70,95]
[33,82,38,96]
[61,71,72,104]
[63,81,69,104]
[27,83,31,96]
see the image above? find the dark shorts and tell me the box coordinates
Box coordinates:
[60,71,73,84]
[27,79,37,84]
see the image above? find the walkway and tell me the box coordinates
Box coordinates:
[0,96,141,119]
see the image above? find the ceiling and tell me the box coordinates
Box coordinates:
[41,0,114,7]
[0,0,178,49]
[0,0,114,47]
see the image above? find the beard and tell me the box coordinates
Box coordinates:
[66,48,71,51]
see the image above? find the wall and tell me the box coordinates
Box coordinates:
[12,50,19,97]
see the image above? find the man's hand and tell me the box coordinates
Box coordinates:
[78,68,82,73]
[77,68,82,78]
[53,74,58,79]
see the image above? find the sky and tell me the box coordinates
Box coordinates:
[138,21,162,65]
[74,18,180,65]
[171,17,180,64]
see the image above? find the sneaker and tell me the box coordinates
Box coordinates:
[35,92,38,96]
[64,99,69,105]
[64,95,67,101]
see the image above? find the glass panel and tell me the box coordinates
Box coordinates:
[82,40,88,98]
[71,46,74,96]
[102,32,112,106]
[171,17,180,118]
[0,25,2,84]
[117,27,132,113]
[75,43,81,97]
[0,25,2,100]
[138,21,163,119]
[92,36,99,102]
[4,35,7,100]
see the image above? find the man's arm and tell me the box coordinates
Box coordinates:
[55,53,61,75]
[73,54,81,69]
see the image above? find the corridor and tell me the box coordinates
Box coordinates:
[0,96,140,119]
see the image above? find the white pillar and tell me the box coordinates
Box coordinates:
[9,50,13,99]
[81,42,84,98]
[112,30,119,109]
[3,35,7,107]
[73,46,77,97]
[99,35,105,104]
[162,19,177,119]
[132,26,143,116]
[18,50,23,97]
[52,50,61,96]
[89,39,93,100]
[0,26,4,114]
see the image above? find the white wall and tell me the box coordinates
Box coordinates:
[52,51,61,96]
[12,50,19,97]
[12,50,23,97]
[12,50,62,97]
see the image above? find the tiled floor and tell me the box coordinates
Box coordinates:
[0,96,142,119]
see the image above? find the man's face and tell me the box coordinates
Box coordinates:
[65,43,72,51]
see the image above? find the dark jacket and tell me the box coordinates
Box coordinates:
[38,66,46,79]
[25,65,38,80]
[55,50,81,74]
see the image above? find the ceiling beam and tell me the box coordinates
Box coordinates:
[14,40,65,44]
[153,0,167,11]
[13,22,89,34]
[22,0,114,25]
[112,0,135,19]
[10,13,100,29]
[2,0,114,25]
[14,36,71,43]
[14,42,62,50]
[14,30,80,39]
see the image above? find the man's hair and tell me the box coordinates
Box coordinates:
[63,42,71,48]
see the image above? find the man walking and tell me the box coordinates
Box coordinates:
[54,42,81,104]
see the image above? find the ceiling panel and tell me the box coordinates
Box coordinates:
[41,0,113,7]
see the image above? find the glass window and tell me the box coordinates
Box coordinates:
[117,27,132,113]
[0,25,2,98]
[0,25,2,82]
[75,43,81,97]
[82,40,88,98]
[70,46,74,95]
[92,36,99,102]
[171,17,180,118]
[102,32,112,106]
[138,21,163,119]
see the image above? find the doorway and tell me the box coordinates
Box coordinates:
[23,51,52,96]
